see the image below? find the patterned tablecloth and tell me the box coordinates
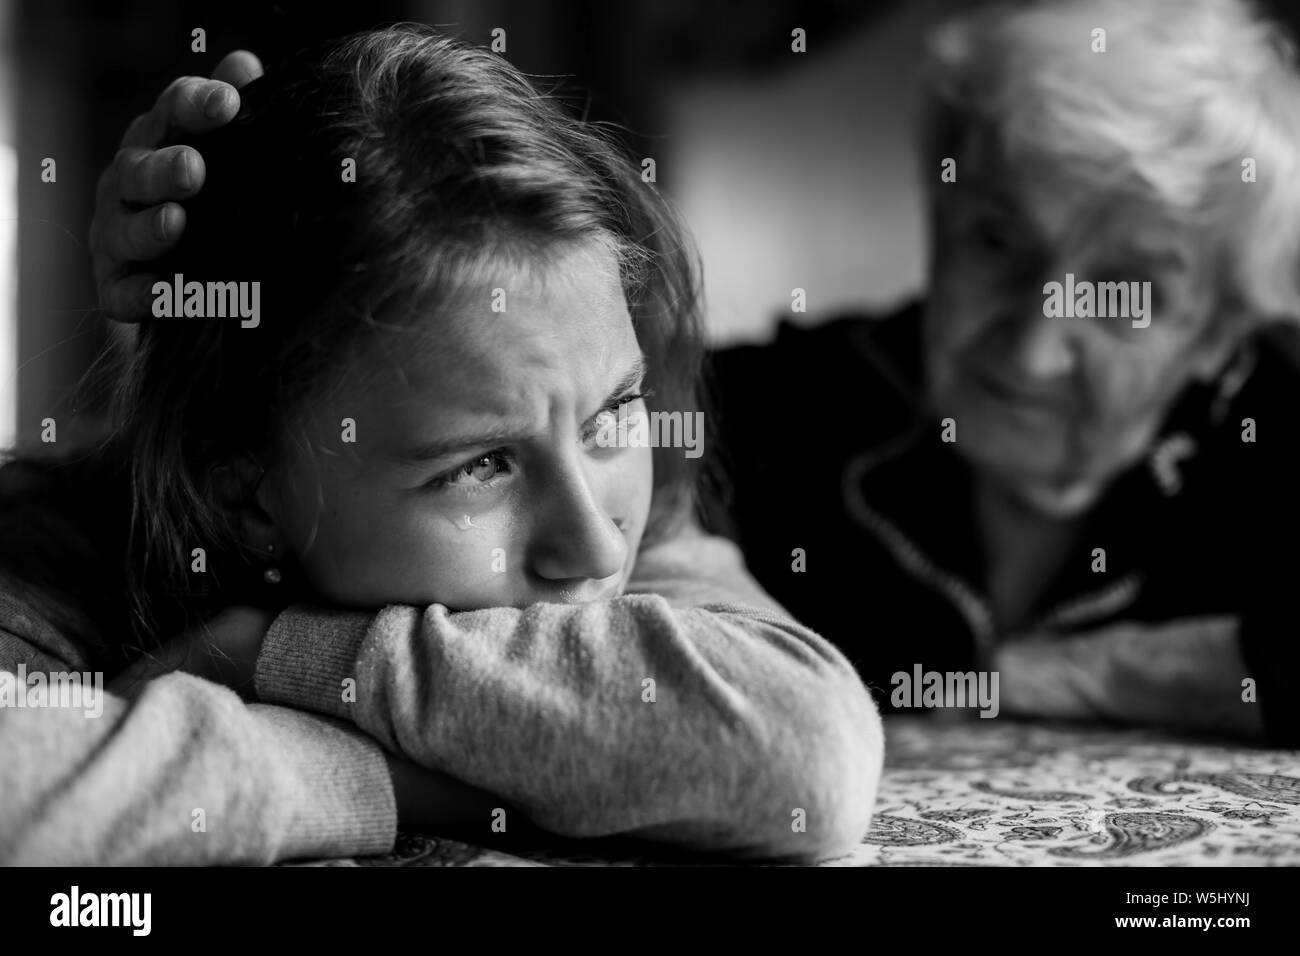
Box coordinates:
[293,715,1300,867]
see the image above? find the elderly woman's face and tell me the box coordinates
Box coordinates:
[924,159,1237,515]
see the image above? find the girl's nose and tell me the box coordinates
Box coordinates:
[528,453,628,585]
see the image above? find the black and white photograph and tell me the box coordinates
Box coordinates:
[0,0,1296,935]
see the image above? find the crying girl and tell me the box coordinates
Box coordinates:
[0,25,883,865]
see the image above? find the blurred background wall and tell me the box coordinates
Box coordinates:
[4,0,1300,448]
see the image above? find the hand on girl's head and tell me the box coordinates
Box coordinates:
[92,50,264,322]
[258,243,654,611]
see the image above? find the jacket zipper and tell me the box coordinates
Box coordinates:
[843,447,1144,657]
[842,449,997,660]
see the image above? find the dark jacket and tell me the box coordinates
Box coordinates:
[705,301,1300,745]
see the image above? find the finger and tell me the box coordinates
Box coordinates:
[98,201,186,268]
[99,272,167,324]
[121,77,208,148]
[211,50,264,88]
[155,75,241,137]
[122,76,239,148]
[114,144,206,205]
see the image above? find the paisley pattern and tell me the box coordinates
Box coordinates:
[1046,812,1209,860]
[861,814,962,846]
[1129,772,1300,805]
[289,716,1300,867]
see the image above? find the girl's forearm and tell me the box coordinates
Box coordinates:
[253,533,883,860]
[1,649,395,864]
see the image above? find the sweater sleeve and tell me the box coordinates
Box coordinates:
[0,580,397,865]
[254,525,884,861]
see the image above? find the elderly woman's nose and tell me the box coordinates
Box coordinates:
[1007,307,1077,380]
[528,457,628,584]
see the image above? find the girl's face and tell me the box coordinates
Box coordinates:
[260,243,655,610]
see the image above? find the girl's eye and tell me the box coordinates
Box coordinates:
[431,451,512,490]
[583,392,650,444]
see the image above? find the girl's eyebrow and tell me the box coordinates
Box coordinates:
[602,354,648,405]
[398,424,540,464]
[394,354,648,465]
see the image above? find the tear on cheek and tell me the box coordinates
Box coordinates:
[448,505,521,535]
[451,513,494,532]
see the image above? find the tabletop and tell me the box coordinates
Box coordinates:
[290,715,1300,867]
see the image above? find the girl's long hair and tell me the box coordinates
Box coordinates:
[4,25,709,664]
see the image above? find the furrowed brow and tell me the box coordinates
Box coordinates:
[395,356,648,464]
[396,424,538,465]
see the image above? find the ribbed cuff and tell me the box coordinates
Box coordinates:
[255,605,372,721]
[251,704,397,861]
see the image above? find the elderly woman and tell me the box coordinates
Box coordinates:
[708,0,1300,743]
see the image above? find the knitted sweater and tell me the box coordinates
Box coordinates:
[0,521,883,865]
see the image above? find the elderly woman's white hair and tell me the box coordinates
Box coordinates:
[921,0,1300,327]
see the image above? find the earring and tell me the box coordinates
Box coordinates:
[263,542,281,584]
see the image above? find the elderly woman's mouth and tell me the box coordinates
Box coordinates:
[967,365,1074,417]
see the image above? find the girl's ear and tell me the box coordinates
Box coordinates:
[209,454,283,555]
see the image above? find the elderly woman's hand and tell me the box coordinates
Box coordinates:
[994,616,1263,736]
[991,632,1108,720]
[90,50,263,321]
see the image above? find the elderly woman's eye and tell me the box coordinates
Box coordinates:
[957,213,1013,255]
[1121,276,1166,317]
[972,219,1012,251]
